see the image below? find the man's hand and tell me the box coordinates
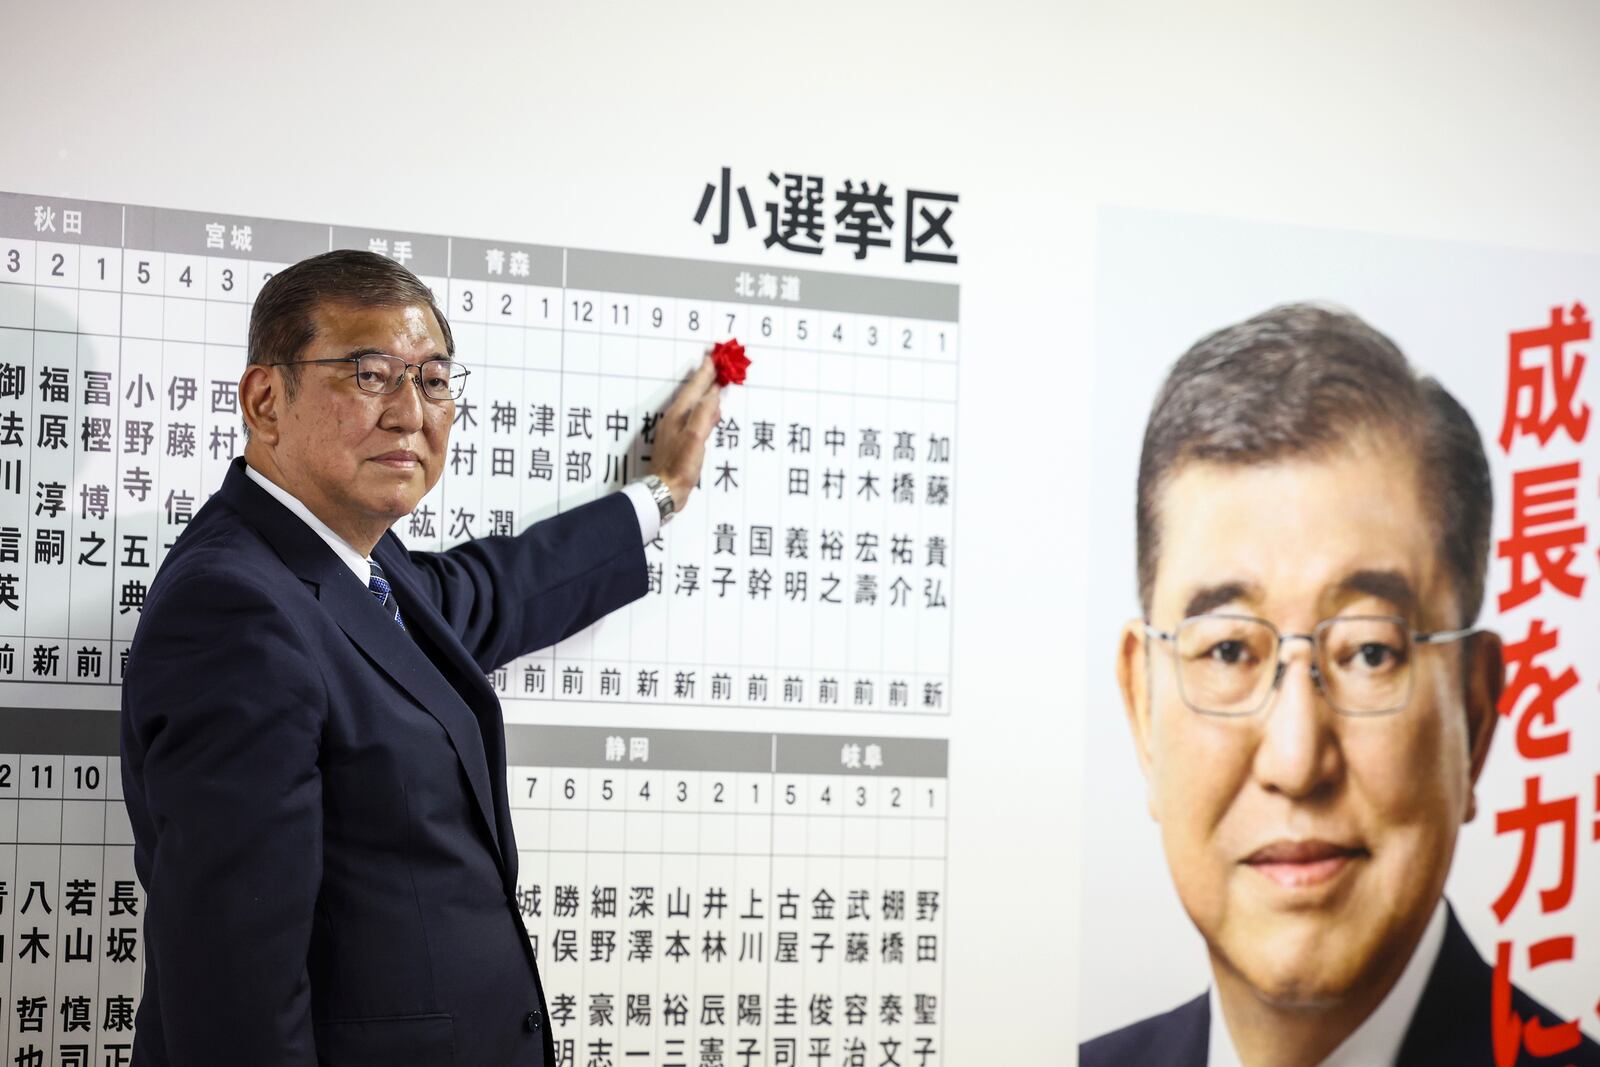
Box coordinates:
[650,355,722,512]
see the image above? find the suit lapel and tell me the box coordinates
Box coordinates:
[372,537,519,887]
[1171,994,1210,1067]
[217,459,504,865]
[1397,905,1495,1066]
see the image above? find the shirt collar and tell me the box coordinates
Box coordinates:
[243,461,372,587]
[1207,900,1449,1067]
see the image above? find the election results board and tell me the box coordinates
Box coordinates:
[0,189,957,1066]
[0,715,946,1067]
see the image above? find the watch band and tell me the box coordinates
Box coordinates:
[643,474,677,526]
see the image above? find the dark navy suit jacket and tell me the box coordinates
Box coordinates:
[121,458,647,1066]
[1080,906,1600,1066]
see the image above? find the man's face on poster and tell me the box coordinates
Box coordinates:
[1117,431,1499,1010]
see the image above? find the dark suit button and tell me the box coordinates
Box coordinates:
[525,1009,542,1031]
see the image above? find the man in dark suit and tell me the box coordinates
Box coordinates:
[1083,304,1600,1066]
[120,249,721,1065]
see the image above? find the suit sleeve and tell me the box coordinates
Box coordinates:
[399,490,648,671]
[121,568,327,1066]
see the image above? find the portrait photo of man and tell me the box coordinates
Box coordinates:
[1080,303,1600,1067]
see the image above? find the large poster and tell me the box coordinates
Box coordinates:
[1080,208,1600,1061]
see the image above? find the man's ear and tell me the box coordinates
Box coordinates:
[1116,619,1160,822]
[239,364,282,446]
[1462,629,1505,824]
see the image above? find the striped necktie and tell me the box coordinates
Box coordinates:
[367,561,406,631]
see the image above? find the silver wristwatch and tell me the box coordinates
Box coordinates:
[643,474,677,526]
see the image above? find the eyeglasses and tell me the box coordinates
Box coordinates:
[1142,613,1477,718]
[264,353,469,401]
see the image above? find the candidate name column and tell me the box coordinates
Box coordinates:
[34,196,121,687]
[911,289,957,719]
[0,195,39,684]
[625,272,687,709]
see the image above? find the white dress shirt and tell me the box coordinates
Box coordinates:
[1206,901,1448,1067]
[244,463,659,589]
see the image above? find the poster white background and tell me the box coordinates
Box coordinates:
[5,1,1600,1059]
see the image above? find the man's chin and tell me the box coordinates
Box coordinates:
[1215,922,1374,1012]
[363,492,427,527]
[1240,970,1354,1013]
[362,471,432,507]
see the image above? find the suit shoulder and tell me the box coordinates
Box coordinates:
[133,504,320,661]
[145,498,300,605]
[1080,993,1208,1067]
[1403,906,1600,1066]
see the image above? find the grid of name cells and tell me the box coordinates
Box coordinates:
[0,751,141,1067]
[0,725,946,1067]
[511,728,947,1067]
[392,245,958,717]
[0,193,956,713]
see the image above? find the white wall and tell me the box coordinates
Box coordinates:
[5,1,1598,1058]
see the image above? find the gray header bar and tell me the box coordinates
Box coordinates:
[0,710,950,776]
[567,248,959,320]
[776,734,948,776]
[0,708,119,755]
[330,225,450,277]
[124,204,330,263]
[505,725,772,771]
[505,725,947,776]
[0,191,123,246]
[2,190,959,322]
[449,236,563,287]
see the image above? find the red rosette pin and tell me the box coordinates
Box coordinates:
[710,338,750,386]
